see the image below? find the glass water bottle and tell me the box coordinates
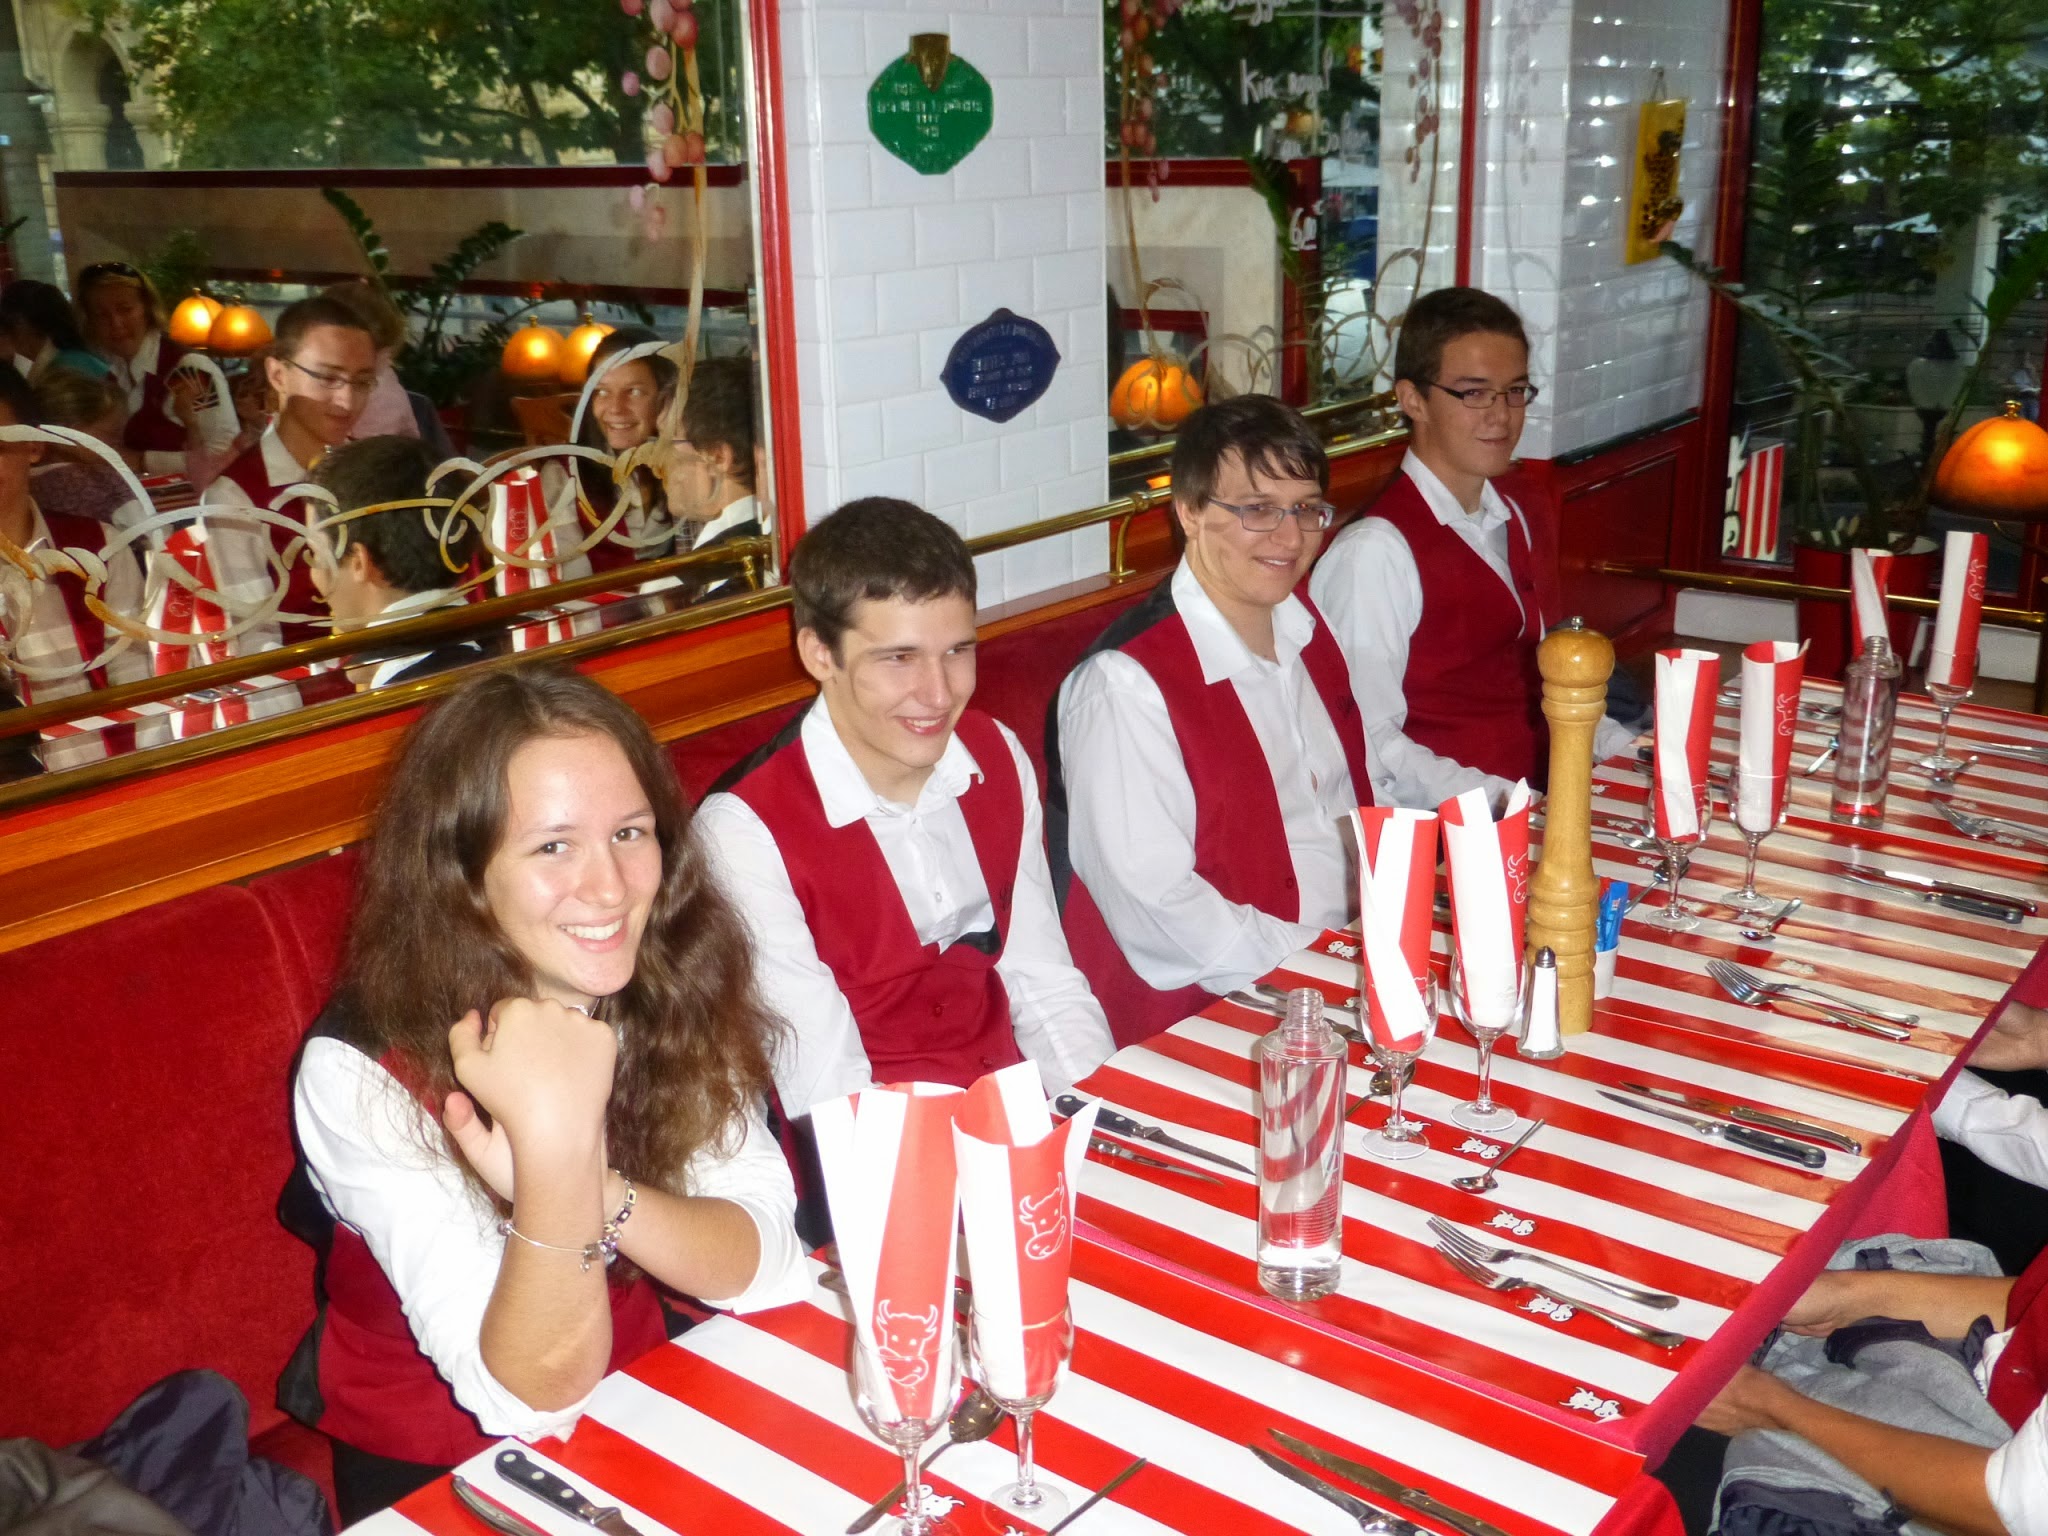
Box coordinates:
[1255,986,1347,1302]
[1830,635,1903,828]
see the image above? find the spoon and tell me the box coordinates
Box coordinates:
[1451,1116,1547,1194]
[1926,753,1980,788]
[845,1382,1006,1533]
[1737,897,1803,942]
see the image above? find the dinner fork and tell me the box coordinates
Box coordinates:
[1426,1217,1679,1310]
[1704,959,1916,1039]
[1433,1246,1686,1348]
[1929,798,2048,850]
[1974,740,2048,767]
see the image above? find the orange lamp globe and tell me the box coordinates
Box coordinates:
[1110,357,1204,432]
[207,303,272,355]
[502,323,566,381]
[168,294,224,349]
[1935,402,2048,522]
[558,320,615,385]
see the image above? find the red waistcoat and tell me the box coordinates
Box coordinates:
[122,335,196,456]
[217,440,321,644]
[1988,1244,2048,1430]
[728,707,1027,1088]
[1050,579,1372,1048]
[1366,471,1550,787]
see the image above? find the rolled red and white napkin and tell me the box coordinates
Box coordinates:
[953,1062,1095,1402]
[1735,640,1805,834]
[1926,530,1988,692]
[1347,806,1439,1051]
[149,524,232,677]
[812,1082,965,1423]
[1440,782,1533,1033]
[1653,648,1721,840]
[1849,547,1892,647]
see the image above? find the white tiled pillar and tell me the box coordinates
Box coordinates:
[1473,0,1728,458]
[779,0,1111,606]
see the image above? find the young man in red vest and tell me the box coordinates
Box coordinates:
[698,497,1113,1118]
[1310,287,1637,809]
[1050,394,1370,1047]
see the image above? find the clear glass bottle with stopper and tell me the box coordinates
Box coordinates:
[1831,635,1903,828]
[1255,986,1347,1302]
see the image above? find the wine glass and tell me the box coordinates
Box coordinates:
[1652,782,1712,933]
[852,1328,961,1534]
[1720,769,1783,913]
[1448,955,1518,1133]
[970,1307,1075,1523]
[1919,678,1974,776]
[1361,976,1440,1162]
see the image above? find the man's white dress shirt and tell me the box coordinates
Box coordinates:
[1311,452,1635,810]
[698,699,1114,1118]
[193,422,309,652]
[1056,559,1357,1000]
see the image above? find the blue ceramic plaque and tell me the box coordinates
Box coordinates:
[940,308,1061,424]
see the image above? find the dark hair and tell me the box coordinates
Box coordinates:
[336,665,779,1203]
[271,295,375,362]
[0,281,92,354]
[1169,394,1328,517]
[790,497,975,655]
[0,365,45,427]
[76,262,165,334]
[313,434,478,593]
[319,281,407,352]
[682,357,757,493]
[1392,287,1530,403]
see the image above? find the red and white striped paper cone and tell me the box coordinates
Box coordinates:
[1734,640,1805,834]
[490,469,570,651]
[1347,806,1439,1050]
[149,525,231,680]
[1652,648,1720,840]
[953,1062,1096,1402]
[1440,782,1533,1032]
[1926,531,1988,691]
[810,1083,964,1424]
[1848,548,1892,648]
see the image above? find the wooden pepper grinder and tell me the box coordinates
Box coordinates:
[1526,617,1614,1036]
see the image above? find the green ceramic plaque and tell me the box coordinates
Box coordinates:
[867,53,992,175]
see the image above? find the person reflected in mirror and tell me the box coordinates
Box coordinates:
[1311,286,1640,811]
[309,435,487,688]
[561,326,678,575]
[1050,394,1369,1046]
[319,281,443,452]
[202,295,380,644]
[76,261,238,479]
[661,357,765,605]
[697,498,1113,1123]
[281,666,806,1523]
[0,281,112,385]
[29,367,135,528]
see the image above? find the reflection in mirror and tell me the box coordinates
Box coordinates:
[0,0,780,788]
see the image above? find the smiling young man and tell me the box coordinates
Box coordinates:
[1310,286,1637,809]
[1050,394,1370,1046]
[697,497,1112,1118]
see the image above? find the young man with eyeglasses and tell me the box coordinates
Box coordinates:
[1050,394,1370,1046]
[1310,286,1637,809]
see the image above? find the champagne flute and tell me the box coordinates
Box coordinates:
[1448,955,1517,1133]
[1721,768,1784,913]
[1919,678,1974,775]
[852,1330,961,1534]
[1652,782,1712,933]
[971,1307,1074,1523]
[1361,975,1439,1162]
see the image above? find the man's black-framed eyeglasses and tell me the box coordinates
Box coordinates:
[1426,381,1540,410]
[1208,496,1337,532]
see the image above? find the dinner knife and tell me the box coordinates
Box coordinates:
[1841,868,2030,922]
[1268,1431,1507,1536]
[495,1449,651,1536]
[1595,1089,1828,1168]
[453,1478,554,1536]
[1249,1445,1425,1535]
[1089,1134,1227,1185]
[1054,1093,1255,1175]
[1615,1082,1862,1156]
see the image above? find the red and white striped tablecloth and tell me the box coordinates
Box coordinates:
[357,1245,1659,1536]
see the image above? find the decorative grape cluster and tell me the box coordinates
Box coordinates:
[1115,0,1181,197]
[620,0,706,189]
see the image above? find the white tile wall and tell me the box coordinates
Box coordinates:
[781,0,1111,606]
[1377,0,1471,345]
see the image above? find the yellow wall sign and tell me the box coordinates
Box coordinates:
[1625,98,1687,265]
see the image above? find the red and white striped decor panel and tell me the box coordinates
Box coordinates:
[357,1247,1646,1536]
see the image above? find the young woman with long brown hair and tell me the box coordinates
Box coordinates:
[282,665,804,1522]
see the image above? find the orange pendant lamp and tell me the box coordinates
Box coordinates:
[207,303,272,355]
[1934,402,2048,521]
[558,319,615,385]
[1110,356,1203,432]
[502,323,566,381]
[168,293,224,349]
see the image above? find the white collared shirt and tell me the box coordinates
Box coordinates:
[1056,559,1357,1000]
[106,330,240,474]
[698,699,1113,1117]
[1311,451,1636,810]
[691,495,760,549]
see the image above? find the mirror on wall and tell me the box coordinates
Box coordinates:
[0,0,780,786]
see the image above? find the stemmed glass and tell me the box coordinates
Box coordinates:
[1448,955,1519,1133]
[1919,679,1975,776]
[971,1307,1075,1523]
[1721,769,1783,913]
[1361,976,1440,1162]
[852,1329,961,1534]
[1652,782,1713,933]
